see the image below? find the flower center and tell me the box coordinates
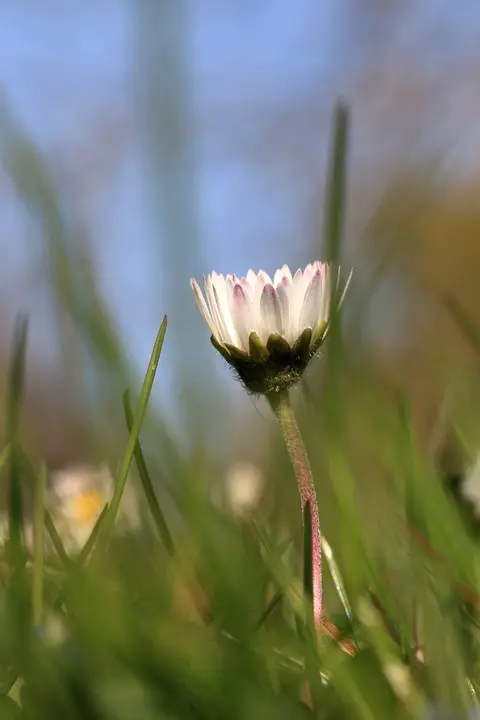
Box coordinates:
[73,490,104,525]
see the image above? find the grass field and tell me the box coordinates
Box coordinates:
[1,103,480,720]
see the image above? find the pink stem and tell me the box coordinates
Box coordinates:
[268,390,322,630]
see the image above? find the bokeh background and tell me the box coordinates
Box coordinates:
[2,0,480,476]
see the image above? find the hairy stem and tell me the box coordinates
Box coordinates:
[267,390,322,629]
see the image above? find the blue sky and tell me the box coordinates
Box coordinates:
[0,0,480,423]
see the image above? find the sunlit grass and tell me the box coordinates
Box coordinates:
[0,99,480,720]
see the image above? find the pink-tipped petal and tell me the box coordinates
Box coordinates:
[274,264,292,287]
[239,276,254,302]
[303,264,314,284]
[260,283,283,340]
[254,271,269,315]
[229,283,254,351]
[191,262,348,359]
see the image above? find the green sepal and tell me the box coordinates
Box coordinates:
[292,328,312,360]
[310,321,328,353]
[210,336,236,365]
[224,343,251,363]
[266,333,291,361]
[248,332,269,364]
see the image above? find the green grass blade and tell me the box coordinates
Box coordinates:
[77,503,109,566]
[322,103,350,433]
[18,449,72,569]
[255,590,282,630]
[0,445,11,473]
[323,102,349,267]
[32,463,47,629]
[43,514,73,569]
[53,503,109,612]
[322,537,352,621]
[122,388,174,555]
[92,316,168,557]
[6,316,28,561]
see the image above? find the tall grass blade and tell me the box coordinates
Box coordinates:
[5,316,28,562]
[123,388,174,555]
[92,316,167,557]
[32,463,47,629]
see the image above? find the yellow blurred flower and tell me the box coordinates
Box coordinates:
[47,464,141,555]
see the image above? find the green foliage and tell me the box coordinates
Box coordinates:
[1,101,480,720]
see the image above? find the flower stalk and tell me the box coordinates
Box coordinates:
[267,390,322,630]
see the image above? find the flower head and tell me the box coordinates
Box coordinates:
[191,262,351,394]
[224,462,264,517]
[48,464,141,555]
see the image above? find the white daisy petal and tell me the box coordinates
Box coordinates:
[190,279,217,337]
[299,267,322,330]
[260,283,283,340]
[258,270,273,285]
[254,271,269,315]
[205,275,227,343]
[240,276,254,302]
[223,276,241,346]
[276,283,290,341]
[190,262,351,360]
[228,282,253,351]
[274,264,292,287]
[246,269,257,288]
[289,270,309,338]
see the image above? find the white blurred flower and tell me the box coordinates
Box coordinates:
[224,462,264,516]
[459,453,480,517]
[47,464,141,555]
[191,262,351,394]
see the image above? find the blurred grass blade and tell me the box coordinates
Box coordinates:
[255,590,282,630]
[93,316,168,556]
[43,514,72,569]
[322,537,352,620]
[323,102,349,268]
[32,463,47,629]
[0,100,131,442]
[444,293,480,356]
[0,444,11,472]
[19,448,72,569]
[123,388,174,555]
[322,103,350,428]
[77,503,109,566]
[53,503,110,612]
[6,316,28,560]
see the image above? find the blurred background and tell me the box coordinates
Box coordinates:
[1,0,480,478]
